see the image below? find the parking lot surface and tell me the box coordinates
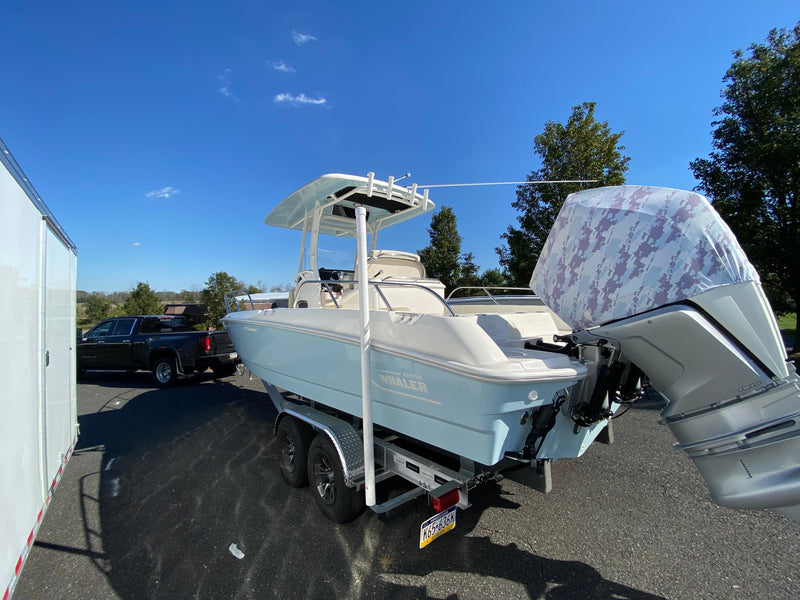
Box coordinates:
[13,370,800,600]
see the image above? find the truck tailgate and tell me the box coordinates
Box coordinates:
[210,330,236,354]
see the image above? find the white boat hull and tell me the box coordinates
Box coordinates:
[223,308,589,465]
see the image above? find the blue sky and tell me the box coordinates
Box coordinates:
[1,1,797,293]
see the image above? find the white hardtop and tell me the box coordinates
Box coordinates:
[265,173,435,238]
[266,173,436,280]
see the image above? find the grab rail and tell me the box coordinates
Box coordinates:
[295,279,456,316]
[224,289,255,313]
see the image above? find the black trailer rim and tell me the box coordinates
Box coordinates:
[313,455,336,505]
[280,431,297,472]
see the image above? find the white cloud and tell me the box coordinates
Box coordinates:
[218,69,240,102]
[133,242,141,247]
[270,60,296,73]
[291,31,317,46]
[147,186,180,199]
[274,93,327,106]
[219,86,239,101]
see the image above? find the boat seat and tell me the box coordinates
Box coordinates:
[339,279,448,315]
[476,312,560,345]
[360,249,427,280]
[320,288,343,308]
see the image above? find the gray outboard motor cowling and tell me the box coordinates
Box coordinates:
[531,186,800,518]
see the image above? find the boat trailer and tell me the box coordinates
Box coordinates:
[264,381,579,544]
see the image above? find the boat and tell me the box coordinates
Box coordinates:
[223,173,800,519]
[223,174,598,465]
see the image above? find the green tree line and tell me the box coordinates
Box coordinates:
[78,275,290,329]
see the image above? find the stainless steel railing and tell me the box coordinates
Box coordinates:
[446,286,536,304]
[295,279,456,316]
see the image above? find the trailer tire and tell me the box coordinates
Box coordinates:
[276,416,312,488]
[152,356,177,387]
[307,434,364,523]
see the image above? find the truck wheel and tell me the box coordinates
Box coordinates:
[307,434,365,523]
[212,364,237,378]
[152,357,177,387]
[276,416,312,487]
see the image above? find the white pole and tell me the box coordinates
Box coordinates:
[356,205,376,507]
[366,171,374,197]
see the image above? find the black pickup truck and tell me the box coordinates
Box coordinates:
[77,315,239,386]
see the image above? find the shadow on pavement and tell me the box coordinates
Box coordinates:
[75,377,665,600]
[76,368,227,391]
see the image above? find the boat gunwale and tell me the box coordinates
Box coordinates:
[222,312,587,385]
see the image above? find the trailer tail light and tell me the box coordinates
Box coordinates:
[200,335,212,353]
[431,487,459,513]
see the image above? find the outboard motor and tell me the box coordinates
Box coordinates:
[531,186,800,520]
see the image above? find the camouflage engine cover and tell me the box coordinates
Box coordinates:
[529,185,759,330]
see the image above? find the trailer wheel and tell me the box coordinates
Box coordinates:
[307,434,364,523]
[276,416,312,488]
[152,357,177,387]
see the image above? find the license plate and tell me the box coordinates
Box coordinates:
[419,506,456,549]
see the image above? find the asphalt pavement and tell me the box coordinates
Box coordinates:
[13,370,800,600]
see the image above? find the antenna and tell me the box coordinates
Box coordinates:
[393,173,411,183]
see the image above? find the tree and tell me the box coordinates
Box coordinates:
[106,291,129,305]
[497,102,629,286]
[180,288,202,303]
[418,206,482,295]
[690,24,800,352]
[121,282,162,316]
[201,271,254,328]
[479,268,506,288]
[418,206,464,293]
[458,252,481,290]
[85,294,112,324]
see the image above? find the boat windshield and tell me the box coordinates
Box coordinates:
[317,247,355,271]
[302,235,356,272]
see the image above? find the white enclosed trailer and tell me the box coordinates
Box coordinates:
[0,137,78,600]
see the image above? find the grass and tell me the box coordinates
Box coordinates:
[777,313,797,336]
[777,313,798,362]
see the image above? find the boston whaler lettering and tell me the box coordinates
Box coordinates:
[222,173,800,538]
